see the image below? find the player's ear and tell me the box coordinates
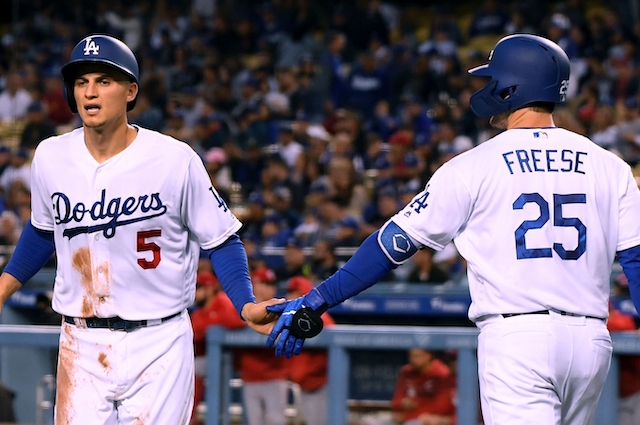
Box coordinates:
[126,82,139,105]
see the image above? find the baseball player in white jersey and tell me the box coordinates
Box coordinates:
[265,34,640,425]
[0,35,282,424]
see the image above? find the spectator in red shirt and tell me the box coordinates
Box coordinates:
[285,276,336,425]
[41,74,75,126]
[189,271,246,425]
[607,272,640,425]
[234,267,289,425]
[375,129,424,187]
[387,348,456,425]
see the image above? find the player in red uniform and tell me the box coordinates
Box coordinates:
[387,348,455,425]
[235,268,289,425]
[285,276,335,425]
[190,271,246,424]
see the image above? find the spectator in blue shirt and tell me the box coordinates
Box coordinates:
[387,43,414,111]
[260,213,293,269]
[467,0,509,39]
[317,31,348,112]
[128,91,165,132]
[370,99,402,141]
[239,191,267,241]
[345,52,390,124]
[290,55,326,123]
[360,183,401,238]
[400,95,435,148]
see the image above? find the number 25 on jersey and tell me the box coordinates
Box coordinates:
[513,192,586,260]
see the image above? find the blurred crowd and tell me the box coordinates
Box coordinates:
[1,2,640,423]
[0,0,639,283]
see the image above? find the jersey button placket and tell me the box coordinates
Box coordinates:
[94,176,101,241]
[93,165,105,243]
[91,167,111,314]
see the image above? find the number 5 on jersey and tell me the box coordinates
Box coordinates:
[137,229,161,269]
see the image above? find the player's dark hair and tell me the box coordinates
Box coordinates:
[526,102,555,114]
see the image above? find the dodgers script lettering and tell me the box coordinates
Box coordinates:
[52,189,168,239]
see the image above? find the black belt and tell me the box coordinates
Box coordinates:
[502,310,603,320]
[63,312,181,332]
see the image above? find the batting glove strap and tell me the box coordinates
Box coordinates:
[303,287,328,314]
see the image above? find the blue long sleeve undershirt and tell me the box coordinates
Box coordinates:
[618,245,640,315]
[3,220,55,284]
[206,234,256,316]
[316,230,398,307]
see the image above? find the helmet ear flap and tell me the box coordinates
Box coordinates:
[63,82,77,114]
[469,80,511,118]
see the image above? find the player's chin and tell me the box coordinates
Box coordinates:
[82,117,106,128]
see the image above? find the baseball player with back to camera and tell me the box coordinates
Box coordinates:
[267,34,640,425]
[0,34,283,424]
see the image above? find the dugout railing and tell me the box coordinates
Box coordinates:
[0,324,638,424]
[204,325,636,425]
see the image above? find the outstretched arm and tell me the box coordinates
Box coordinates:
[208,234,283,334]
[266,221,420,357]
[315,222,417,307]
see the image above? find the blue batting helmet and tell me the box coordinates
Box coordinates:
[61,34,139,113]
[468,34,570,118]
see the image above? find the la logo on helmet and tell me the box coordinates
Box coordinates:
[83,37,100,56]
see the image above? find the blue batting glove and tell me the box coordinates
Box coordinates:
[266,288,327,358]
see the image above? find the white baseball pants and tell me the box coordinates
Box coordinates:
[54,310,194,424]
[476,310,612,425]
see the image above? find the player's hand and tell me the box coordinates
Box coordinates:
[265,287,328,358]
[0,273,22,317]
[241,298,285,335]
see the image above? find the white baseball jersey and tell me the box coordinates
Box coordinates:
[393,127,640,321]
[30,126,241,320]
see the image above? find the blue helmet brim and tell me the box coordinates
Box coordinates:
[468,64,492,77]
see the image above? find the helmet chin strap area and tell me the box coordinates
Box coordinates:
[467,34,570,118]
[469,81,512,118]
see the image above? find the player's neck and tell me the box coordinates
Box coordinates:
[507,109,555,129]
[83,122,137,163]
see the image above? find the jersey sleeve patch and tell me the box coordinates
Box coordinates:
[377,220,419,265]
